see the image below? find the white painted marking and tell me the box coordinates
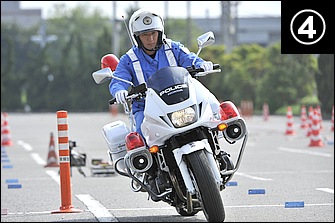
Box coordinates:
[45,170,60,185]
[234,172,273,181]
[316,188,334,194]
[17,140,33,151]
[76,194,118,222]
[31,153,46,165]
[278,147,333,157]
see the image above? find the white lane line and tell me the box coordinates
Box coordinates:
[278,147,333,157]
[4,202,333,216]
[17,140,48,166]
[234,172,273,181]
[76,194,118,222]
[17,140,33,151]
[45,170,60,185]
[31,153,47,165]
[225,203,334,208]
[316,188,334,194]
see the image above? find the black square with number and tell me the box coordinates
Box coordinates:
[281,1,333,54]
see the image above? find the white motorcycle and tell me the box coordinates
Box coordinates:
[92,31,248,222]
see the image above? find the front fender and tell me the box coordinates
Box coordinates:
[173,140,212,166]
[172,139,222,190]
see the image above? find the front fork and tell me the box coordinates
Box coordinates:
[172,139,223,194]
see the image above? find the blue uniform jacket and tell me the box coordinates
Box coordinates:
[109,39,205,115]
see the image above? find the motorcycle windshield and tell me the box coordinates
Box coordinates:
[147,66,190,105]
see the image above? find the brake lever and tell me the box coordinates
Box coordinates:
[194,69,221,77]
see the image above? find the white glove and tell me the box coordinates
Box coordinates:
[115,90,128,104]
[200,61,213,71]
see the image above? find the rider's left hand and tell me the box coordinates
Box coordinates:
[200,61,213,71]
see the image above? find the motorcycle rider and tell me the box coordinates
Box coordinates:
[109,8,233,201]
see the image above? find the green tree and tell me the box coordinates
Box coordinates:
[258,43,317,113]
[1,3,324,115]
[316,54,334,117]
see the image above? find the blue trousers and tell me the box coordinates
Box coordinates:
[134,110,145,140]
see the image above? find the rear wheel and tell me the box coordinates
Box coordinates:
[187,150,225,222]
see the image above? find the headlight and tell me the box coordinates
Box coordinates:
[169,106,197,128]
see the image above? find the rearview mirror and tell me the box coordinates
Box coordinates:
[92,68,113,84]
[197,31,215,48]
[92,67,134,86]
[192,31,216,66]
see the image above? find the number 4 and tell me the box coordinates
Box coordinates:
[298,16,316,39]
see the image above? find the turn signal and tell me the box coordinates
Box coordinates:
[149,145,159,153]
[217,123,228,131]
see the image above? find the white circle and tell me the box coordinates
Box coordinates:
[290,9,326,45]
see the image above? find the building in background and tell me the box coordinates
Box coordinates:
[1,1,280,49]
[194,17,281,48]
[1,1,41,29]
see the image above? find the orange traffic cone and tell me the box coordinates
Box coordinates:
[306,106,314,137]
[317,105,323,130]
[285,106,295,135]
[45,132,59,167]
[263,103,269,121]
[308,108,324,147]
[1,112,13,146]
[300,105,307,129]
[109,104,119,116]
[331,105,334,132]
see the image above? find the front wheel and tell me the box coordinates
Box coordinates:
[187,150,225,222]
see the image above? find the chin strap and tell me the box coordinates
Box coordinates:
[143,43,163,52]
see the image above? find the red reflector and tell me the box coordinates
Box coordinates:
[125,132,145,151]
[220,101,240,120]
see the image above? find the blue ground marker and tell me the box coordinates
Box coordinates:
[8,184,22,189]
[6,179,19,183]
[248,189,265,194]
[226,181,238,186]
[1,159,10,162]
[285,201,304,208]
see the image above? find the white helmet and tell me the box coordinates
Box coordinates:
[129,9,165,50]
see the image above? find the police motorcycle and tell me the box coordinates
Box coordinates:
[92,31,248,222]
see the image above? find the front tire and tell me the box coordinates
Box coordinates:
[187,150,225,222]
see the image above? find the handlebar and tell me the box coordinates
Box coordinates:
[187,64,221,77]
[213,64,220,70]
[108,64,221,105]
[109,83,147,105]
[109,98,116,105]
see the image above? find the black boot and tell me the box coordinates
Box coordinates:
[147,175,160,202]
[219,151,234,171]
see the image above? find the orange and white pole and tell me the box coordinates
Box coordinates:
[331,105,334,132]
[52,110,82,214]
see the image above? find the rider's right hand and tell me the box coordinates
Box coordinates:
[115,90,128,104]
